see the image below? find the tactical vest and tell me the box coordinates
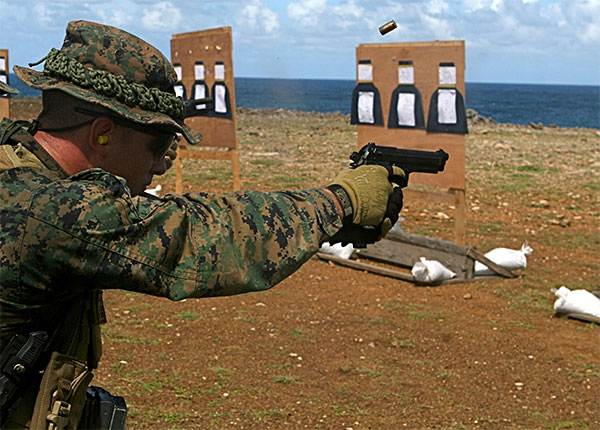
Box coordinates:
[0,119,106,429]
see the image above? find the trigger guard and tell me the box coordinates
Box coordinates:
[390,174,407,187]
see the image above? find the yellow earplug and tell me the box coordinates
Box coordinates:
[97,135,109,145]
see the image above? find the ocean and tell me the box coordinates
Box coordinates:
[7,73,599,129]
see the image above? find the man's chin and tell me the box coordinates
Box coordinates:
[130,186,145,197]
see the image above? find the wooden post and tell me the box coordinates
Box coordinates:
[0,49,10,119]
[175,156,183,193]
[453,188,466,245]
[231,146,241,190]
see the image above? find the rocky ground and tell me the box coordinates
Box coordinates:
[8,98,600,429]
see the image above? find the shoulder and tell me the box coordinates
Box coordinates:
[25,168,141,231]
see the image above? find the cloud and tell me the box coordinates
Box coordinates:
[427,0,450,15]
[563,0,600,44]
[237,0,281,33]
[421,14,456,40]
[141,1,183,31]
[287,0,327,27]
[95,1,135,28]
[34,3,56,26]
[0,0,597,84]
[463,0,503,12]
[331,1,365,30]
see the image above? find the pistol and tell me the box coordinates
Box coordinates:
[184,97,213,117]
[349,142,449,187]
[0,331,49,426]
[329,143,449,247]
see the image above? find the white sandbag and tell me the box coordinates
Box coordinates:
[552,286,600,318]
[389,217,405,234]
[474,243,533,275]
[319,242,354,260]
[412,257,456,283]
[145,184,162,197]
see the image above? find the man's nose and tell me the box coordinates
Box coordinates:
[152,156,168,176]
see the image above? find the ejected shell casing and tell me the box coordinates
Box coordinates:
[379,20,397,35]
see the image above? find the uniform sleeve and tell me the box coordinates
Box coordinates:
[20,169,343,300]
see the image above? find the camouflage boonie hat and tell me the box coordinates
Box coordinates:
[0,80,18,95]
[14,20,201,144]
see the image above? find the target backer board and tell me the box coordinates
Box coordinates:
[170,27,240,191]
[355,41,466,190]
[355,41,467,243]
[0,49,10,119]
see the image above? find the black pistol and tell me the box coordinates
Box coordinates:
[184,97,213,117]
[349,142,449,187]
[330,143,449,247]
[0,331,49,426]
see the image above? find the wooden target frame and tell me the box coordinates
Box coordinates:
[0,49,10,119]
[170,27,241,192]
[355,41,467,244]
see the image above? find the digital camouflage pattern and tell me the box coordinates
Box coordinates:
[14,20,202,145]
[0,118,343,347]
[0,81,18,95]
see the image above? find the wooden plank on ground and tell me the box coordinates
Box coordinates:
[316,253,501,286]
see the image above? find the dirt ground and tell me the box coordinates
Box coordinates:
[9,99,600,429]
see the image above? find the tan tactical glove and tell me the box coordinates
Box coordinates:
[329,165,405,225]
[327,164,405,246]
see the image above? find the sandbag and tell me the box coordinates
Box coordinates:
[552,286,600,319]
[319,242,355,260]
[475,243,533,275]
[145,184,162,197]
[412,257,456,283]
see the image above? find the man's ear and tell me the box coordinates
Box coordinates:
[88,117,116,157]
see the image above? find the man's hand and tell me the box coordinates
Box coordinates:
[330,165,404,226]
[327,165,405,246]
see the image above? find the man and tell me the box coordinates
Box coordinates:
[0,21,403,429]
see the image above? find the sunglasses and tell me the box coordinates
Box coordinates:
[74,107,177,159]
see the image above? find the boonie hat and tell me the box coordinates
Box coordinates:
[0,81,18,95]
[14,20,201,144]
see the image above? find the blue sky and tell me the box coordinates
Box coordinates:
[0,0,598,85]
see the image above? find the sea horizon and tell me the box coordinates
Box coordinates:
[5,73,600,129]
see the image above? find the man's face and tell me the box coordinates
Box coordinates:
[103,128,170,196]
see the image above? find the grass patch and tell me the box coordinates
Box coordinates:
[516,165,543,172]
[356,368,385,378]
[478,223,503,233]
[509,288,552,313]
[546,420,588,430]
[273,375,296,384]
[392,338,415,348]
[249,158,283,167]
[494,172,538,193]
[510,320,537,330]
[176,310,199,321]
[407,311,441,320]
[582,181,600,191]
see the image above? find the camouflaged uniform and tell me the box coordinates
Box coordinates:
[0,118,342,337]
[0,21,344,429]
[0,81,18,95]
[0,117,343,428]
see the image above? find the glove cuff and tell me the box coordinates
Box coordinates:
[327,185,353,223]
